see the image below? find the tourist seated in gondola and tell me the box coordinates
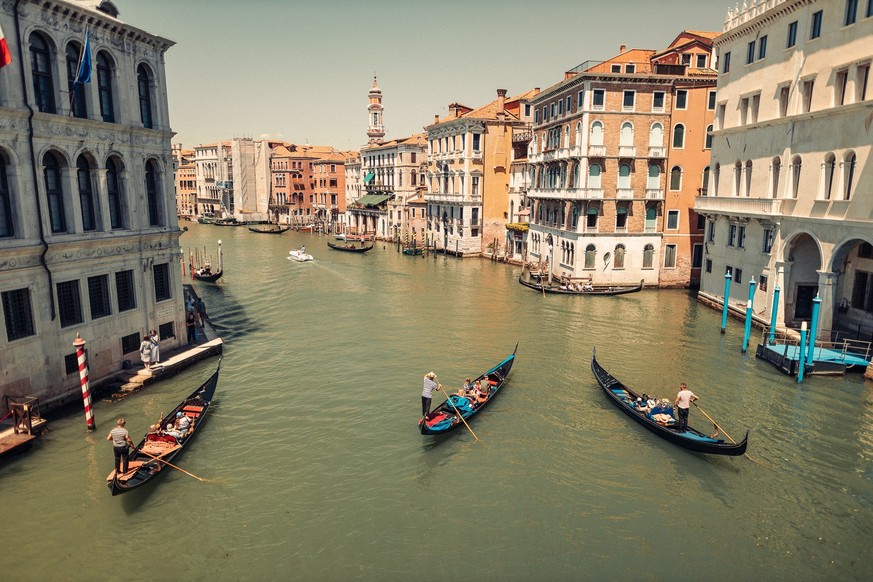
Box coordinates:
[583,280,594,292]
[164,422,183,440]
[647,399,676,426]
[175,411,191,435]
[462,378,472,393]
[634,397,650,413]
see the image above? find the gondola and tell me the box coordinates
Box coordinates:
[107,360,221,495]
[327,241,374,253]
[248,225,291,234]
[518,275,644,296]
[590,349,748,456]
[192,269,222,283]
[419,344,518,436]
[402,247,423,256]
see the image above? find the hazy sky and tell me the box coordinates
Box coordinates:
[117,0,729,152]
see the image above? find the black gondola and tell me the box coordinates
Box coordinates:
[519,275,644,295]
[107,361,221,495]
[248,225,291,234]
[419,344,517,435]
[326,241,374,253]
[192,269,223,283]
[402,247,423,256]
[591,350,748,456]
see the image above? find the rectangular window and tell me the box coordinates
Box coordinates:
[836,69,848,105]
[763,228,774,253]
[535,110,539,124]
[802,79,815,112]
[550,103,556,117]
[696,54,707,68]
[692,244,703,268]
[158,321,175,340]
[707,90,716,110]
[153,263,171,302]
[65,353,79,376]
[667,210,679,230]
[759,275,769,292]
[2,288,35,341]
[811,10,823,39]
[707,220,715,243]
[681,54,692,66]
[722,51,731,73]
[57,280,83,328]
[705,258,713,273]
[472,134,481,151]
[652,91,665,111]
[779,85,790,117]
[675,89,688,109]
[726,265,734,279]
[87,274,111,319]
[121,332,139,355]
[758,35,768,60]
[747,41,756,64]
[738,225,746,248]
[566,96,571,112]
[787,21,798,47]
[735,268,744,284]
[577,90,584,110]
[592,89,605,109]
[846,0,858,25]
[857,63,870,101]
[728,224,737,246]
[664,244,677,268]
[557,100,563,115]
[868,0,873,18]
[611,64,621,73]
[625,64,636,74]
[622,90,635,110]
[524,104,531,117]
[750,94,760,123]
[740,97,749,125]
[542,106,547,121]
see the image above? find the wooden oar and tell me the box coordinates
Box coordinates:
[692,403,736,444]
[440,388,479,441]
[137,448,211,482]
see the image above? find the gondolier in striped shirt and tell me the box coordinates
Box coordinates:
[421,372,442,418]
[107,418,134,475]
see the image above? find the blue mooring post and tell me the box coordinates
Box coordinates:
[742,278,756,353]
[798,321,808,383]
[768,285,781,345]
[806,294,822,368]
[721,271,732,333]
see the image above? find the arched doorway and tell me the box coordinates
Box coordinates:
[784,233,822,323]
[830,238,873,340]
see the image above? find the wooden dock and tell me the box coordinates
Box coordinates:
[756,342,871,376]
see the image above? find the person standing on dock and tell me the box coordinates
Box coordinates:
[139,335,152,369]
[421,372,441,418]
[195,297,207,327]
[674,383,698,432]
[149,329,160,364]
[107,418,134,475]
[186,310,197,343]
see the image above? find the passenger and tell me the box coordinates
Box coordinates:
[462,378,472,392]
[583,281,594,292]
[164,422,183,439]
[175,411,191,435]
[634,397,649,413]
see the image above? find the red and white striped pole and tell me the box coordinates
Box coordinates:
[73,333,96,430]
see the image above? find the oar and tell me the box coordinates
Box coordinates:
[137,448,211,482]
[693,402,737,444]
[440,388,479,441]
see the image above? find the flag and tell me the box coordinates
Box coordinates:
[74,28,91,84]
[0,23,12,69]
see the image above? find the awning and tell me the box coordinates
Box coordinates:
[364,172,375,184]
[354,194,391,207]
[517,208,531,217]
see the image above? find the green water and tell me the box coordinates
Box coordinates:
[2,222,872,581]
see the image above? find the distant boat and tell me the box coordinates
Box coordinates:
[402,247,423,256]
[193,268,222,283]
[213,217,247,227]
[518,275,644,296]
[327,241,374,253]
[248,225,291,234]
[295,224,315,232]
[288,248,313,262]
[333,233,348,241]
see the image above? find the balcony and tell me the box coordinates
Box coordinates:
[583,188,604,200]
[647,146,666,158]
[555,147,571,160]
[618,146,636,158]
[694,196,784,217]
[645,188,664,200]
[588,144,606,157]
[616,188,634,199]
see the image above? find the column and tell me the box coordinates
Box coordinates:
[816,270,837,338]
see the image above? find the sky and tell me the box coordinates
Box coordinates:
[117,0,730,152]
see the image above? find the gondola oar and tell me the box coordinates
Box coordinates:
[692,402,736,444]
[441,389,479,441]
[138,448,211,482]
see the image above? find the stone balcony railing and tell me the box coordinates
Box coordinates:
[618,146,636,158]
[588,144,606,157]
[647,146,666,158]
[616,188,634,199]
[645,188,664,200]
[694,196,784,217]
[724,0,786,32]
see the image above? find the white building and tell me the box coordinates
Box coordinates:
[697,0,873,338]
[0,0,184,408]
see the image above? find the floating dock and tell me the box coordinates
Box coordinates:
[756,342,871,376]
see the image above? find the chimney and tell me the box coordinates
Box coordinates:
[497,89,507,115]
[620,44,627,53]
[434,114,439,124]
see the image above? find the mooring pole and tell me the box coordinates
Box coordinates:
[806,294,822,368]
[798,322,808,383]
[768,285,781,345]
[721,271,732,333]
[73,333,96,430]
[742,278,756,353]
[217,239,222,273]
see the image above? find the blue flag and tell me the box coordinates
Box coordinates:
[74,29,91,84]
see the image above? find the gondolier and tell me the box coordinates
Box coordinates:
[107,418,134,476]
[674,383,698,432]
[421,372,441,418]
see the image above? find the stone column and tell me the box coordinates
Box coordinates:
[816,270,837,338]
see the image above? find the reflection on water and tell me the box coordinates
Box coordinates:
[1,222,872,580]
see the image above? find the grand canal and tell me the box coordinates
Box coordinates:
[2,222,872,581]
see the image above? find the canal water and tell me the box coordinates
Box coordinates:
[2,222,872,581]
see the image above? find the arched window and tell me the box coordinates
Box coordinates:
[590,121,604,146]
[649,123,663,147]
[76,155,96,231]
[618,163,631,189]
[734,161,743,196]
[30,33,56,114]
[701,166,711,196]
[575,122,583,147]
[569,243,575,266]
[66,43,87,119]
[670,166,682,191]
[106,157,124,229]
[97,52,116,123]
[145,160,162,226]
[823,153,836,199]
[705,124,713,149]
[843,151,856,200]
[586,207,598,229]
[585,244,596,269]
[571,205,579,229]
[620,122,634,146]
[588,163,602,189]
[770,157,781,198]
[647,164,660,189]
[645,206,657,231]
[614,244,626,269]
[672,124,685,148]
[137,64,154,129]
[791,156,802,198]
[564,125,570,148]
[643,243,655,269]
[44,152,66,233]
[0,153,13,237]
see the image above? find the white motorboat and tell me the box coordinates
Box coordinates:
[288,248,313,262]
[333,233,347,241]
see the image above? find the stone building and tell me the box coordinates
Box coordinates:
[172,144,196,219]
[526,33,716,287]
[0,0,183,408]
[696,0,873,339]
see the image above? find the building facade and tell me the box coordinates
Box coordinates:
[0,0,185,408]
[172,144,196,219]
[697,0,873,338]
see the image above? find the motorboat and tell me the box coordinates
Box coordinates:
[288,248,313,262]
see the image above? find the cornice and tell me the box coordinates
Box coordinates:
[716,0,811,46]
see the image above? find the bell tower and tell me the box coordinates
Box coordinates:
[367,75,385,145]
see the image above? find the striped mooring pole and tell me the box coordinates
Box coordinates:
[74,333,96,430]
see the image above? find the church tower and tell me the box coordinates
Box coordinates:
[367,75,385,145]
